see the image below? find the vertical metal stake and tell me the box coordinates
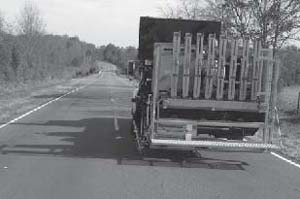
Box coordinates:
[297,92,300,114]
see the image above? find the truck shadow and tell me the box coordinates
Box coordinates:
[1,117,248,170]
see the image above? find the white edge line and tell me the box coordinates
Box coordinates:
[0,71,103,130]
[271,152,300,169]
[245,137,300,170]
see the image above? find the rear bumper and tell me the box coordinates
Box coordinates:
[150,138,279,150]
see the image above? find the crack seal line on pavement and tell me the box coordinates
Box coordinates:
[0,71,103,130]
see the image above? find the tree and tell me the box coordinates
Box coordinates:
[17,1,45,36]
[160,0,203,19]
[0,11,14,34]
[0,11,4,33]
[278,46,300,86]
[161,0,300,50]
[15,2,46,80]
[216,0,300,50]
[10,45,20,75]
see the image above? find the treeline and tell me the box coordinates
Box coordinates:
[96,44,137,73]
[0,2,99,89]
[0,33,98,86]
[0,2,138,90]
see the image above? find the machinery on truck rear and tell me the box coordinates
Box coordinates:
[131,17,279,153]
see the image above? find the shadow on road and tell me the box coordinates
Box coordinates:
[1,117,248,170]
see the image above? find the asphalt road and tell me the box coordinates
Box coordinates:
[0,69,300,199]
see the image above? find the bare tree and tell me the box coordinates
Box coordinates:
[15,1,46,81]
[17,1,45,36]
[0,11,4,33]
[0,11,15,35]
[160,0,300,50]
[160,0,203,19]
[219,0,300,50]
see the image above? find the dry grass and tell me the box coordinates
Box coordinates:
[277,86,300,161]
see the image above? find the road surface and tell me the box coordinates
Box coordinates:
[0,69,299,199]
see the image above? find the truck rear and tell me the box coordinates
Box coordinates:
[132,17,279,153]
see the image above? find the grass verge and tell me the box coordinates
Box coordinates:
[277,86,300,162]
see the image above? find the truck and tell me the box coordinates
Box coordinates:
[131,16,279,154]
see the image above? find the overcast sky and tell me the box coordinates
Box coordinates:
[0,0,166,47]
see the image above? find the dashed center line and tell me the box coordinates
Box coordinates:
[110,98,120,132]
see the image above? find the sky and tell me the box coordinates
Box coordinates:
[0,0,167,47]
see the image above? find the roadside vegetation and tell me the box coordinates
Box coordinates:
[0,2,137,96]
[0,3,99,96]
[277,46,300,162]
[0,2,137,124]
